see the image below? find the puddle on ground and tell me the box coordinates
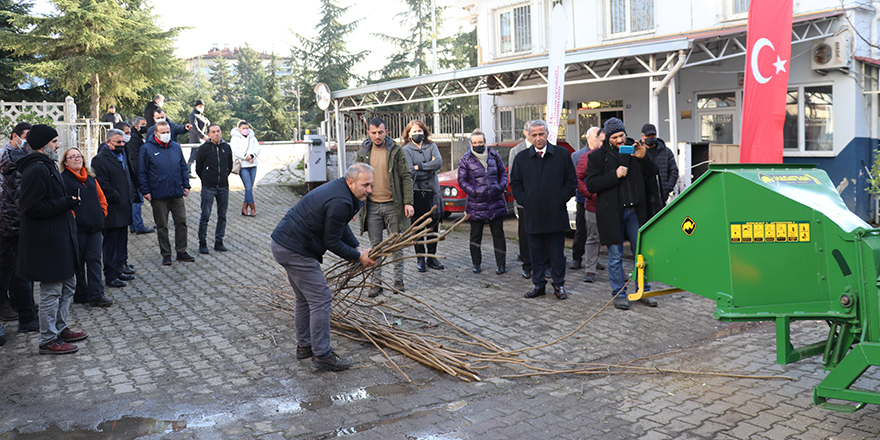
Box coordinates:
[301,380,432,411]
[4,416,187,439]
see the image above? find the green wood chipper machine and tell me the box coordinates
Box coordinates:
[629,164,880,412]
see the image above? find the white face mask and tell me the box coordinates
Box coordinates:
[158,133,171,143]
[155,117,166,123]
[196,106,204,113]
[123,134,131,143]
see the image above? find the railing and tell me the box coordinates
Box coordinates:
[328,110,465,146]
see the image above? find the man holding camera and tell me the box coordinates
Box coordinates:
[585,118,660,310]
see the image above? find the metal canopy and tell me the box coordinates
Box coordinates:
[331,12,841,112]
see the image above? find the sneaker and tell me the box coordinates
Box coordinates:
[583,272,595,283]
[162,256,173,266]
[199,242,209,254]
[0,302,18,321]
[296,345,314,359]
[312,351,352,372]
[613,296,631,311]
[18,320,39,333]
[214,240,228,252]
[176,252,195,262]
[39,339,78,354]
[59,328,88,342]
[569,259,582,270]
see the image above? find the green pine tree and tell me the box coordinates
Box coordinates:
[233,45,267,129]
[0,0,186,120]
[253,54,293,141]
[208,55,238,134]
[0,0,64,101]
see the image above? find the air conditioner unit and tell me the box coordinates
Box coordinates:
[812,35,850,71]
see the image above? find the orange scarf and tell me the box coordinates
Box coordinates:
[66,166,108,217]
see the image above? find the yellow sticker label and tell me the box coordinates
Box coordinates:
[681,217,696,236]
[730,224,741,243]
[730,221,810,244]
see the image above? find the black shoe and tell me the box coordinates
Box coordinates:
[613,296,631,310]
[521,269,532,279]
[89,296,114,307]
[426,258,445,270]
[553,286,568,300]
[117,273,134,281]
[121,265,136,275]
[135,227,155,235]
[162,256,173,266]
[214,240,228,252]
[570,259,582,270]
[368,286,382,298]
[639,297,658,307]
[416,258,427,273]
[393,281,405,292]
[0,302,17,321]
[106,279,126,288]
[472,264,481,273]
[544,269,551,279]
[176,252,195,262]
[496,265,506,275]
[199,243,209,254]
[312,351,352,372]
[524,285,546,298]
[296,345,314,359]
[18,320,39,333]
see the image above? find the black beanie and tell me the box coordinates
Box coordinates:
[603,117,626,139]
[26,124,58,150]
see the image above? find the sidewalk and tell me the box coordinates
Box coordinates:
[1,185,878,439]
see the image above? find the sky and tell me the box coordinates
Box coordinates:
[30,0,467,82]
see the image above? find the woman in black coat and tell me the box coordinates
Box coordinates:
[60,148,112,307]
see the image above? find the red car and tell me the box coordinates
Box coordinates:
[439,140,575,217]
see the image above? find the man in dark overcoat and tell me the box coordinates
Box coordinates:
[510,120,577,300]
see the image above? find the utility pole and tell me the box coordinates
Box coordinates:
[431,0,440,136]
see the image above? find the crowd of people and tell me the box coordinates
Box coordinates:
[0,95,262,350]
[269,116,680,373]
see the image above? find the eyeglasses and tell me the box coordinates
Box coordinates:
[67,155,83,160]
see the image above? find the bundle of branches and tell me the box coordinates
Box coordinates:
[261,208,793,385]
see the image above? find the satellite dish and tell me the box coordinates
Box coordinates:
[314,83,331,110]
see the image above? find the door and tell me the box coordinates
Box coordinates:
[577,108,624,146]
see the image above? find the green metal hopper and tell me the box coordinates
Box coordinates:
[630,164,880,412]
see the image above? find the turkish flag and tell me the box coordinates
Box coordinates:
[739,0,793,163]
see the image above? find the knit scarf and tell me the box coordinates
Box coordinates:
[472,149,489,169]
[66,165,88,183]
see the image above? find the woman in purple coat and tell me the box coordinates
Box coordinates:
[457,130,508,275]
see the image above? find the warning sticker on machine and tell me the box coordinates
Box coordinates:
[730,221,810,243]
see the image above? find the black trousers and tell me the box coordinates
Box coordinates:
[572,202,587,262]
[469,217,506,267]
[75,230,104,302]
[103,227,127,283]
[517,207,550,271]
[414,221,440,256]
[0,234,36,325]
[529,231,566,287]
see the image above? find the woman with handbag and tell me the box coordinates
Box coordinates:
[402,120,444,272]
[230,120,260,217]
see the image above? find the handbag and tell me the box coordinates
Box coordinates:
[232,160,241,175]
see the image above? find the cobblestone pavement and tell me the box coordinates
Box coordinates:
[2,185,880,439]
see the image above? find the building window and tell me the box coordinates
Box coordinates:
[497,4,531,56]
[696,91,737,144]
[608,0,654,36]
[784,85,833,152]
[496,104,568,143]
[726,0,750,19]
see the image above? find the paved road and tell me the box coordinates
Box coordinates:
[2,185,879,439]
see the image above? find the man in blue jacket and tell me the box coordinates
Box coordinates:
[138,121,194,266]
[271,163,376,372]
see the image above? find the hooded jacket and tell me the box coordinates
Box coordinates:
[355,137,414,234]
[17,151,79,282]
[230,127,260,169]
[0,142,31,237]
[457,148,509,221]
[138,134,190,200]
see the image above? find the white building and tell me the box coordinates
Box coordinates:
[332,0,880,220]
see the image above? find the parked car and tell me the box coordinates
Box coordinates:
[439,140,575,219]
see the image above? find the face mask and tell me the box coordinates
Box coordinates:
[472,145,486,154]
[155,118,166,123]
[138,125,147,134]
[240,128,249,136]
[196,106,204,113]
[411,133,424,144]
[157,101,164,108]
[123,134,131,143]
[644,137,657,147]
[158,133,171,143]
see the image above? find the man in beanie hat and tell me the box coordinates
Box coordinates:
[585,117,661,310]
[18,124,88,353]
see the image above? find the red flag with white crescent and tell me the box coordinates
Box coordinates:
[739,0,793,163]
